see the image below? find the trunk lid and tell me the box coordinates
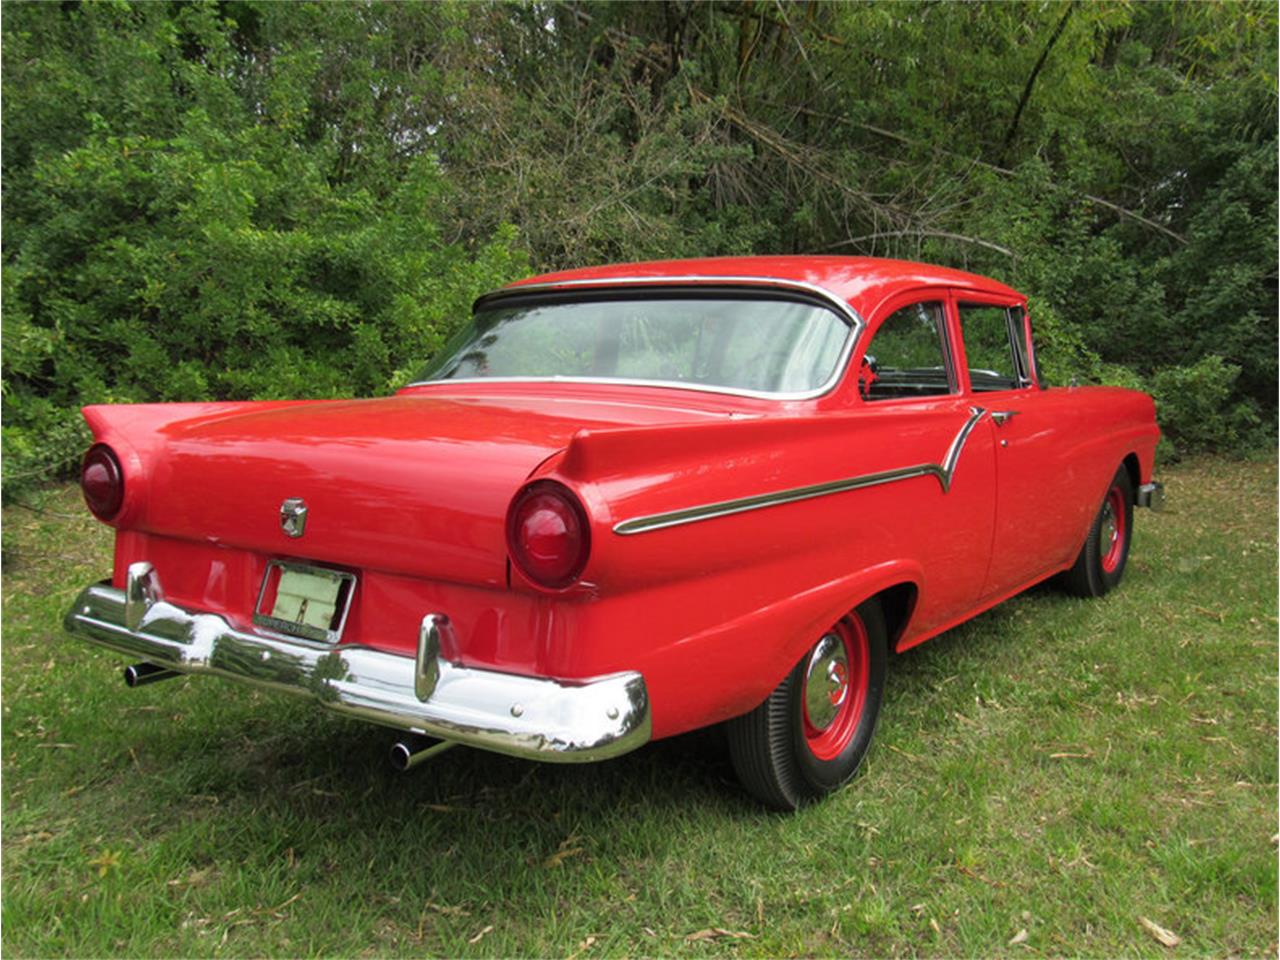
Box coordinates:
[88,391,723,585]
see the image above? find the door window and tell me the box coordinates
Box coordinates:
[860,301,953,401]
[958,303,1031,392]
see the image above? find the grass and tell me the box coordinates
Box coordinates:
[2,458,1276,957]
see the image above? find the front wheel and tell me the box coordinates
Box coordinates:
[1061,466,1134,598]
[727,600,887,810]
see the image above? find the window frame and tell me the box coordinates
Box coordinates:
[1007,305,1035,388]
[951,293,1036,395]
[413,283,861,402]
[855,293,960,404]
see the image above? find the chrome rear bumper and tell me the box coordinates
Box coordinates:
[1136,481,1165,511]
[63,563,651,763]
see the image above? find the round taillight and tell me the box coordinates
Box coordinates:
[81,443,124,521]
[506,481,591,589]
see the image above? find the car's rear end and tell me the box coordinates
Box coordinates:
[64,393,660,765]
[62,265,869,772]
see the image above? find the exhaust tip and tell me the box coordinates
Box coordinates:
[389,735,457,773]
[388,740,414,773]
[123,662,178,687]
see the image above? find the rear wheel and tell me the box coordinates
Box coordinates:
[1061,466,1134,598]
[727,599,887,810]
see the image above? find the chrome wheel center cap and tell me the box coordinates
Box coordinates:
[1100,503,1117,553]
[804,634,849,732]
[827,661,848,704]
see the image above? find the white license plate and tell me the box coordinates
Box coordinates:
[253,561,355,643]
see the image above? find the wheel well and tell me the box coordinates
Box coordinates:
[1122,453,1141,501]
[874,582,917,650]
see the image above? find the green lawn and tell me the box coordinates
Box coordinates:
[3,458,1276,957]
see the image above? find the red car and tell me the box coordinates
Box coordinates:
[65,256,1163,809]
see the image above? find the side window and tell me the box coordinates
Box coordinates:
[958,303,1030,392]
[860,301,953,401]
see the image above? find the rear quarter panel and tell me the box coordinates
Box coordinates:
[529,403,999,738]
[528,384,1157,740]
[1040,385,1160,561]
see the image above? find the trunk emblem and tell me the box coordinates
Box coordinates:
[280,498,308,538]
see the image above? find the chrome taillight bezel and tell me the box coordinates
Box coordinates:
[81,443,125,521]
[505,480,592,590]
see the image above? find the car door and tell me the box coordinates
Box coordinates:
[951,294,1085,600]
[858,293,996,642]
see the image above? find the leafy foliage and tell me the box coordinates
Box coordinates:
[1150,356,1260,453]
[2,2,526,493]
[3,1,1275,494]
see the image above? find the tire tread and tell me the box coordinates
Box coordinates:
[726,680,803,811]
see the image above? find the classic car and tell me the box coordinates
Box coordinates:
[64,256,1164,809]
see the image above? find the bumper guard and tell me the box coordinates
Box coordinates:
[1136,481,1165,511]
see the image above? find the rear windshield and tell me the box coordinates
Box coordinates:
[415,294,852,396]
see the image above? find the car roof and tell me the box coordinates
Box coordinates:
[504,255,1024,320]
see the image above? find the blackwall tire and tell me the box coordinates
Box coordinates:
[1061,466,1134,598]
[727,599,888,810]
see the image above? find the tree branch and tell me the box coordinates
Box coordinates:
[760,101,1186,244]
[999,2,1074,167]
[827,230,1015,258]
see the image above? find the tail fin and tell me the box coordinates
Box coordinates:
[559,414,835,481]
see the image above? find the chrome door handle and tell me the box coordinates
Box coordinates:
[990,410,1019,426]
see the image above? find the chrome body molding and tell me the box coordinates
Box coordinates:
[613,407,988,536]
[64,570,651,764]
[1136,481,1165,511]
[411,275,866,403]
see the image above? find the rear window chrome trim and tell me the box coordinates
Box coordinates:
[409,276,866,402]
[406,374,845,403]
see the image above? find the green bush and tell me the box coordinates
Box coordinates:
[1149,356,1261,455]
[1027,300,1259,456]
[1025,297,1105,388]
[1,3,527,500]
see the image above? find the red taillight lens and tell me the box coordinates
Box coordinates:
[81,443,124,521]
[506,481,591,589]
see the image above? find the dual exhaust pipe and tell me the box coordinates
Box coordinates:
[122,662,456,771]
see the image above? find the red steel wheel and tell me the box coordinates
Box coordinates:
[800,616,870,762]
[1098,483,1127,573]
[727,600,888,810]
[1061,465,1134,598]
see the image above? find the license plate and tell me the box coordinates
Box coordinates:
[253,561,356,643]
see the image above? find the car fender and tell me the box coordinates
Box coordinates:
[634,557,924,737]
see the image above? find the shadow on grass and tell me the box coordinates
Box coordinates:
[79,679,764,893]
[89,578,1079,836]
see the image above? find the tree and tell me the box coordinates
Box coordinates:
[3,0,1274,494]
